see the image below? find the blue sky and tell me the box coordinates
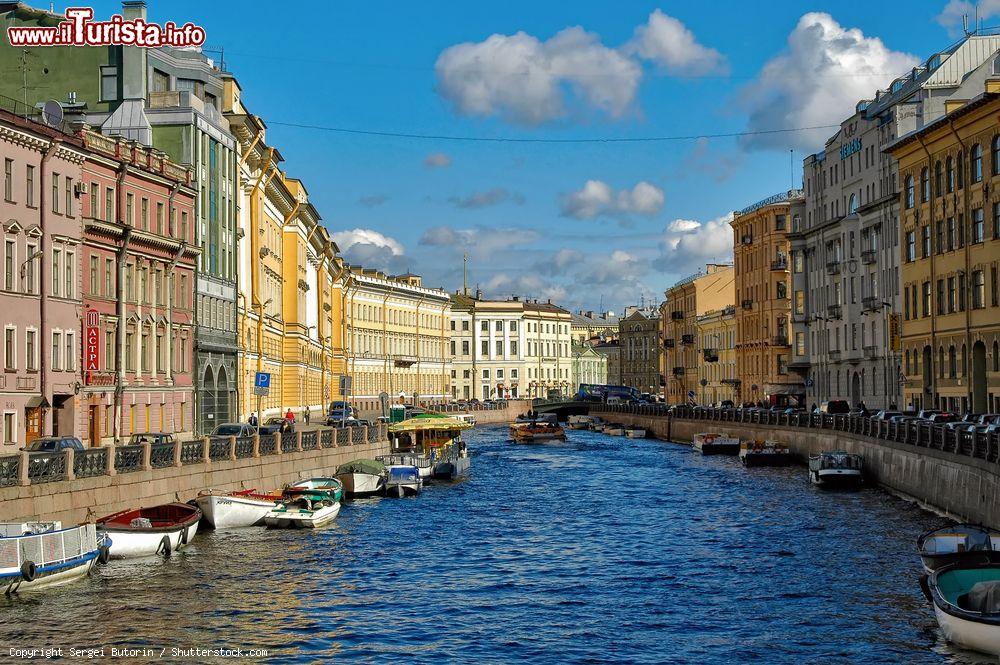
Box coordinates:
[90,0,981,311]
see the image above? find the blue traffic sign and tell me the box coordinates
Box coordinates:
[254,372,271,389]
[687,390,696,398]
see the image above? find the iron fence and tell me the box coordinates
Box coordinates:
[259,435,277,456]
[280,432,296,453]
[301,431,318,451]
[114,444,144,473]
[208,437,231,461]
[320,430,333,448]
[235,436,255,459]
[26,452,66,484]
[180,440,203,465]
[73,448,107,479]
[0,455,19,487]
[150,442,175,469]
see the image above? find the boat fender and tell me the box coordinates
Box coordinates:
[97,545,111,565]
[918,574,933,604]
[158,535,172,558]
[19,560,36,582]
[179,526,189,546]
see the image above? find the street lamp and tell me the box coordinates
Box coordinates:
[19,249,42,289]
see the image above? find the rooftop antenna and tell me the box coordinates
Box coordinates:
[599,294,605,313]
[462,253,468,296]
[963,13,971,37]
[789,149,794,189]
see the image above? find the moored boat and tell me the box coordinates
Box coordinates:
[97,503,201,559]
[514,412,558,425]
[286,477,345,503]
[922,562,1000,656]
[603,423,625,436]
[567,415,593,430]
[693,432,741,455]
[195,488,281,529]
[388,415,473,481]
[264,489,341,529]
[625,426,647,439]
[384,465,422,497]
[511,422,567,443]
[378,453,434,480]
[0,522,109,594]
[808,451,863,488]
[918,524,1000,573]
[739,440,794,467]
[587,417,606,431]
[335,460,388,497]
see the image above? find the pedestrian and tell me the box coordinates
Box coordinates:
[304,408,311,425]
[285,407,295,423]
[248,413,258,427]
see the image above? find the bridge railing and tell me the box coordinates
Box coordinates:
[592,403,1000,465]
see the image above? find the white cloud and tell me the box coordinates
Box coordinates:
[330,228,409,273]
[576,250,646,288]
[424,152,452,168]
[654,213,734,273]
[938,1,1000,35]
[419,225,539,255]
[447,187,525,209]
[434,26,641,125]
[483,274,568,303]
[624,9,727,76]
[534,248,584,276]
[560,179,664,219]
[738,13,917,151]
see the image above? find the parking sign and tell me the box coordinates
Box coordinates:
[254,372,270,396]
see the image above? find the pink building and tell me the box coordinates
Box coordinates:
[0,107,87,449]
[79,130,197,445]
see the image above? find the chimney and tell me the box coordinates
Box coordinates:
[476,288,483,299]
[121,2,148,101]
[586,310,594,318]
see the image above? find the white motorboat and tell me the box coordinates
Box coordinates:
[918,524,1000,573]
[693,432,741,455]
[588,417,606,431]
[0,522,109,594]
[603,423,625,436]
[384,465,422,497]
[96,503,201,559]
[923,562,1000,656]
[567,415,593,430]
[335,459,387,497]
[195,489,281,529]
[264,491,341,529]
[452,413,477,427]
[625,426,647,438]
[808,451,863,487]
[378,453,434,480]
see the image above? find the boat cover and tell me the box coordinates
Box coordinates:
[389,416,471,433]
[336,459,387,476]
[960,580,1000,613]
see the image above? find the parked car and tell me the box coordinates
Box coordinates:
[872,410,904,421]
[127,432,176,446]
[976,413,1000,426]
[917,409,942,420]
[22,436,85,453]
[258,417,294,435]
[926,412,960,425]
[720,400,735,409]
[606,396,623,406]
[211,423,257,437]
[818,400,851,414]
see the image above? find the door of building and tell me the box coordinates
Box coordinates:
[89,405,101,447]
[24,407,41,445]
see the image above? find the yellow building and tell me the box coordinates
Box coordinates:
[887,83,1000,413]
[523,301,573,398]
[696,306,738,405]
[343,268,452,412]
[662,264,735,404]
[731,192,804,406]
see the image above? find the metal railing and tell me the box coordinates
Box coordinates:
[0,523,99,572]
[114,445,144,473]
[301,431,318,451]
[73,448,107,479]
[280,432,296,453]
[593,403,1000,465]
[26,452,67,483]
[0,455,19,487]
[235,436,255,459]
[150,442,175,469]
[208,437,231,461]
[180,440,203,465]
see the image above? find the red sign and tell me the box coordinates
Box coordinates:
[84,309,101,375]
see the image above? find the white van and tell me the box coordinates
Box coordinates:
[606,397,623,406]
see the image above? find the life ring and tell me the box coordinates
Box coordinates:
[158,535,172,557]
[97,545,111,565]
[19,560,36,582]
[704,435,715,445]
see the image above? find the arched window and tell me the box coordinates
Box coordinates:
[905,175,915,208]
[921,167,930,202]
[946,156,954,193]
[949,345,957,378]
[971,144,983,183]
[958,150,965,188]
[939,347,945,379]
[993,136,1000,176]
[849,194,857,215]
[961,344,968,377]
[935,161,943,196]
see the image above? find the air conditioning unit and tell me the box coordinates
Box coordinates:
[73,181,87,197]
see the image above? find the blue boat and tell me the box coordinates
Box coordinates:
[0,522,110,594]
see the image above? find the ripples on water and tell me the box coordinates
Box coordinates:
[0,426,993,663]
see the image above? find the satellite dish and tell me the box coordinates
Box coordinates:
[41,100,63,127]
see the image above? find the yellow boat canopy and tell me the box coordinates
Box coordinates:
[388,417,472,433]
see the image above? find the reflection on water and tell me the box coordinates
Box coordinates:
[0,426,988,663]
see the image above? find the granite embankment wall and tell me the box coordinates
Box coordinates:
[593,410,1000,528]
[0,437,388,525]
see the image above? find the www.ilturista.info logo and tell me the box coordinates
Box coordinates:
[6,7,205,47]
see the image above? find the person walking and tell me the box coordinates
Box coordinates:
[248,413,258,428]
[304,407,311,426]
[285,407,295,424]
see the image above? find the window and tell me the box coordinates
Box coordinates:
[794,290,805,315]
[497,369,504,379]
[461,321,469,332]
[105,258,114,297]
[51,173,59,213]
[156,202,164,235]
[947,277,956,313]
[126,193,134,225]
[959,273,966,311]
[795,332,806,356]
[64,332,76,370]
[793,252,804,273]
[973,270,985,309]
[972,144,983,183]
[141,198,148,230]
[180,211,188,242]
[3,158,12,201]
[64,250,74,298]
[51,331,62,371]
[922,282,931,317]
[105,330,115,371]
[495,320,502,332]
[973,208,985,243]
[905,176,914,208]
[3,412,14,447]
[922,226,931,258]
[125,332,134,372]
[495,340,503,356]
[461,340,469,355]
[482,369,490,379]
[51,248,61,297]
[24,243,36,293]
[937,279,946,315]
[995,202,1000,239]
[920,167,930,202]
[481,340,488,356]
[89,255,98,295]
[947,218,955,251]
[510,341,518,356]
[25,329,36,371]
[65,177,72,216]
[105,187,113,221]
[100,66,118,101]
[25,165,34,206]
[935,161,942,196]
[775,214,786,230]
[993,136,1000,176]
[179,274,187,308]
[4,327,14,370]
[958,150,965,188]
[905,230,916,262]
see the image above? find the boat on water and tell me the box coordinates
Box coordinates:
[693,432,741,455]
[625,426,647,439]
[265,486,341,529]
[514,412,558,425]
[603,423,625,436]
[808,451,863,487]
[739,440,795,467]
[452,413,477,427]
[335,459,388,497]
[97,503,201,559]
[587,417,607,431]
[384,465,422,497]
[922,562,1000,656]
[377,453,434,481]
[0,522,109,594]
[918,524,1000,573]
[567,415,594,430]
[195,488,281,529]
[511,422,567,443]
[388,414,473,481]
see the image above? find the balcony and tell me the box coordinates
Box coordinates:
[770,257,788,271]
[721,377,741,385]
[672,367,685,377]
[825,261,841,275]
[681,334,694,345]
[771,335,790,347]
[741,299,753,310]
[741,234,753,245]
[863,345,878,359]
[827,304,842,319]
[861,296,879,311]
[670,311,684,321]
[861,249,877,265]
[663,338,675,349]
[829,349,842,360]
[703,348,719,362]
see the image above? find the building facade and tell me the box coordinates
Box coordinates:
[591,339,621,386]
[732,192,804,406]
[449,292,526,400]
[0,108,86,449]
[887,82,1000,413]
[571,343,607,395]
[663,265,735,404]
[79,128,197,445]
[619,306,661,396]
[570,310,619,344]
[696,305,737,405]
[523,301,572,398]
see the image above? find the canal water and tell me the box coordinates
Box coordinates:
[0,426,984,663]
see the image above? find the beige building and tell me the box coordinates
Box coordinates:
[570,310,619,344]
[619,306,662,396]
[343,269,451,413]
[732,193,804,406]
[523,301,572,398]
[697,305,738,405]
[663,265,735,404]
[571,343,608,395]
[887,82,1000,413]
[449,292,526,400]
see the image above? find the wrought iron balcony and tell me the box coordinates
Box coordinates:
[772,335,790,347]
[861,249,877,265]
[671,310,684,321]
[672,366,685,377]
[681,334,694,345]
[741,299,753,310]
[827,304,842,319]
[825,261,841,275]
[663,338,675,349]
[863,345,878,359]
[770,257,788,271]
[703,348,719,362]
[861,296,879,311]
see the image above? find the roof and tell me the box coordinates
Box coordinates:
[571,311,620,327]
[523,301,570,315]
[885,90,1000,154]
